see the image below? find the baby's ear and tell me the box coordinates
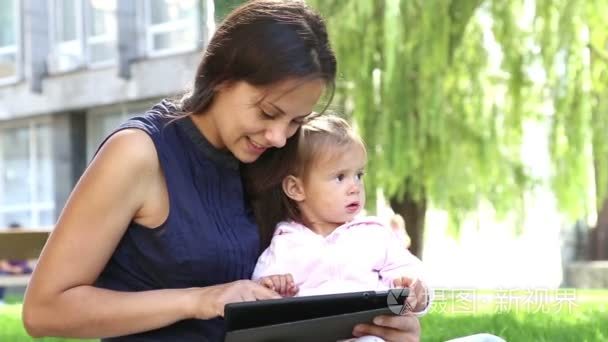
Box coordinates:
[282,175,305,201]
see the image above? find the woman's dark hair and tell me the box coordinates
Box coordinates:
[243,134,299,249]
[180,0,337,114]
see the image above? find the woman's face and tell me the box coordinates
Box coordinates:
[197,78,326,163]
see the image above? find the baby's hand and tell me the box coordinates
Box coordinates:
[392,276,428,313]
[257,273,299,297]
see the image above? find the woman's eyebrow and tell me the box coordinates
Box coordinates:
[268,102,310,120]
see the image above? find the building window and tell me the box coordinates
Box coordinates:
[86,102,155,160]
[49,0,84,72]
[48,0,117,72]
[85,0,117,66]
[144,0,199,57]
[0,0,21,84]
[0,120,54,228]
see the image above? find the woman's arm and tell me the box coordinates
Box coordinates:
[22,130,278,338]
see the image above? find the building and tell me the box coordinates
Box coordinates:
[0,0,214,228]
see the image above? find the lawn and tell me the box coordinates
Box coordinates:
[2,289,607,341]
[422,289,608,341]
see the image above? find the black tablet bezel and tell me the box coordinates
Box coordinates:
[224,289,409,331]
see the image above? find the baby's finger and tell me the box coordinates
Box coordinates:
[281,275,290,294]
[258,277,275,290]
[393,277,404,288]
[406,295,417,313]
[401,276,417,287]
[269,276,279,293]
[252,283,281,300]
[286,273,295,285]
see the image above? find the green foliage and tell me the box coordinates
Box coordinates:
[586,2,608,209]
[214,0,246,22]
[309,0,608,231]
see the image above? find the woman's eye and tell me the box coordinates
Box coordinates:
[259,107,275,119]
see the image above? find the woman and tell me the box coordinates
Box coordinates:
[22,1,419,341]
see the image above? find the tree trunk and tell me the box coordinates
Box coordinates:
[390,194,427,258]
[591,146,608,260]
[592,198,608,260]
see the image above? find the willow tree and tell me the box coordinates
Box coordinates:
[585,2,608,259]
[308,0,608,257]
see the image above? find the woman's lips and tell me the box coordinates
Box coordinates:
[247,137,268,154]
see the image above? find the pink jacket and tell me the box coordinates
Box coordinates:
[252,217,432,314]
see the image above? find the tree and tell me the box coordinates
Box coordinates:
[586,2,608,259]
[308,0,608,257]
[214,0,247,21]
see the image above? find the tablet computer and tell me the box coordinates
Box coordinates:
[224,289,409,342]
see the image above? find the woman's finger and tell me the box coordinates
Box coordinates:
[352,323,405,342]
[353,314,420,342]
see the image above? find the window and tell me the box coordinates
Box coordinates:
[144,0,199,56]
[86,102,154,160]
[85,0,117,66]
[49,0,117,72]
[49,0,84,71]
[86,111,126,159]
[0,120,55,228]
[0,0,21,84]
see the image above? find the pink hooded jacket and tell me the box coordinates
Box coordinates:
[252,217,432,315]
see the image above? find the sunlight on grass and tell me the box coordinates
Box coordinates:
[422,289,608,341]
[0,303,94,342]
[2,289,607,341]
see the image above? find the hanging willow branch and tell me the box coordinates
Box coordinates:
[309,0,607,231]
[588,43,608,62]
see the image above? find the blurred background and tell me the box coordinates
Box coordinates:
[0,0,606,295]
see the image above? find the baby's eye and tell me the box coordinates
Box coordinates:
[335,174,345,182]
[356,171,365,180]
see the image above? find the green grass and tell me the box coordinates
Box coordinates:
[0,303,93,342]
[422,289,608,341]
[2,290,607,341]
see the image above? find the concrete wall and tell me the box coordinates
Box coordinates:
[0,51,201,120]
[564,261,608,288]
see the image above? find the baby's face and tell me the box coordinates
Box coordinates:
[298,144,367,226]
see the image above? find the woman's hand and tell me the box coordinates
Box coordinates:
[353,314,420,342]
[191,280,281,319]
[257,273,299,297]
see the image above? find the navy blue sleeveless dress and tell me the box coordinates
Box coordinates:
[95,100,260,341]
